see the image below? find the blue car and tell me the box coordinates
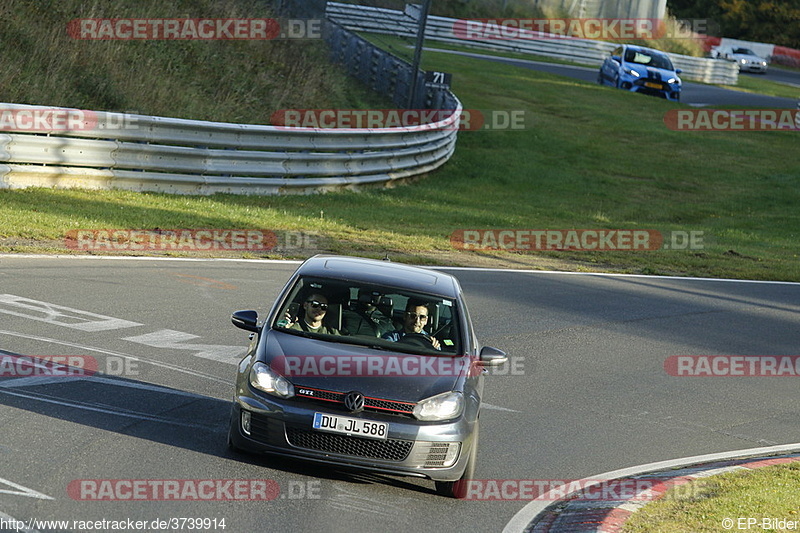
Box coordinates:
[598,45,682,102]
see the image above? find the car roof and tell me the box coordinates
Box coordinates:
[294,255,461,298]
[624,44,668,56]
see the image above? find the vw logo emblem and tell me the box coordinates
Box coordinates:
[343,391,365,413]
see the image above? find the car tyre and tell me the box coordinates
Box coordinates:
[434,420,479,498]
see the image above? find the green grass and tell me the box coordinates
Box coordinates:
[623,462,800,532]
[0,0,388,122]
[719,72,800,99]
[2,48,799,280]
[359,32,594,68]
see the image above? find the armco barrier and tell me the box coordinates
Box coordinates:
[0,14,462,195]
[0,98,461,195]
[326,2,739,85]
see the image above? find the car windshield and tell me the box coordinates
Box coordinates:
[733,48,756,55]
[625,49,674,70]
[273,276,462,355]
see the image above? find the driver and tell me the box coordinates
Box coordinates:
[381,299,440,350]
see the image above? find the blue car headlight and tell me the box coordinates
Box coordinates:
[623,67,640,77]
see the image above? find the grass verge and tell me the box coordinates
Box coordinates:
[718,72,800,99]
[623,462,800,532]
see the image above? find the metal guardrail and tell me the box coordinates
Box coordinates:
[0,111,462,194]
[0,101,461,194]
[0,12,464,195]
[327,2,739,85]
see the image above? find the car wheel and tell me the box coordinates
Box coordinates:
[434,420,479,498]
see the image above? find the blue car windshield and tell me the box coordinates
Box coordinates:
[625,49,674,70]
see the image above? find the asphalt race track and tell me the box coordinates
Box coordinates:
[1,256,799,533]
[428,48,799,109]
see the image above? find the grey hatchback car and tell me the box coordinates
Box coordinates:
[227,255,507,497]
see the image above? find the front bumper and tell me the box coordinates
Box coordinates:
[739,63,767,73]
[228,394,476,482]
[620,76,680,101]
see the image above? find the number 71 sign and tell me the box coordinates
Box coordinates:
[424,70,452,89]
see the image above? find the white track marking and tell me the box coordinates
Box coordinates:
[0,479,53,500]
[0,295,142,331]
[123,329,244,365]
[0,330,229,385]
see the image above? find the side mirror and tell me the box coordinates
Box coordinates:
[675,68,682,74]
[231,310,260,333]
[479,346,508,367]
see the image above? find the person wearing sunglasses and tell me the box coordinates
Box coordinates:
[382,299,440,350]
[286,292,339,335]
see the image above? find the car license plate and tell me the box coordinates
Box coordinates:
[644,82,662,89]
[313,412,388,440]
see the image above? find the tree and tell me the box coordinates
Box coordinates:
[668,0,800,48]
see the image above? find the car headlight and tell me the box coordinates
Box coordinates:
[249,362,295,398]
[413,391,464,421]
[739,59,747,64]
[623,67,640,77]
[667,77,679,84]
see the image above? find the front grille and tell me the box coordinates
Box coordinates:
[424,443,454,467]
[249,412,271,442]
[407,441,461,468]
[366,398,415,414]
[286,426,413,461]
[295,386,415,416]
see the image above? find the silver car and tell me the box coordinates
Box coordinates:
[726,47,768,74]
[227,255,507,497]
